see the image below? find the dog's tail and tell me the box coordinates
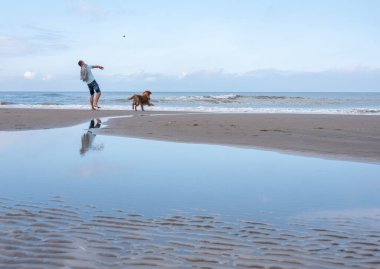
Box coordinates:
[128,95,135,100]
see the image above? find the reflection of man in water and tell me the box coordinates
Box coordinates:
[80,118,102,156]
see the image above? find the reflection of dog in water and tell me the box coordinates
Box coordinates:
[128,90,154,111]
[80,119,103,156]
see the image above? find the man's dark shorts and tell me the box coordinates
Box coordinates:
[87,80,101,95]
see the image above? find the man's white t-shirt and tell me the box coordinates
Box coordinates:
[85,65,95,84]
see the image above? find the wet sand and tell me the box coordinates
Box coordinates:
[1,109,380,268]
[1,108,380,163]
[0,197,379,269]
[102,113,380,163]
[0,108,135,131]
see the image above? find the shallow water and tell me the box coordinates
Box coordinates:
[1,117,380,268]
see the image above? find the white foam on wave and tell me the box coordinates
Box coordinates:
[162,94,240,100]
[157,94,244,105]
[1,104,380,115]
[153,106,380,115]
[0,104,92,110]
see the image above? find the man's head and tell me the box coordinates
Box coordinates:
[78,60,85,67]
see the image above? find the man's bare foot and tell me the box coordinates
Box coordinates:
[91,107,98,111]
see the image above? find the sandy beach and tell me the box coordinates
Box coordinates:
[0,108,134,131]
[3,2,380,268]
[1,108,380,268]
[1,108,380,163]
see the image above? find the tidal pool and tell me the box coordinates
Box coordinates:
[0,118,379,268]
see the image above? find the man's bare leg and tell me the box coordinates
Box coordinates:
[90,94,96,110]
[94,92,101,108]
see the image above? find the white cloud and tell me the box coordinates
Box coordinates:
[23,71,36,80]
[0,35,34,56]
[42,74,53,81]
[144,76,157,82]
[102,68,380,92]
[2,68,380,92]
[23,72,54,81]
[177,72,188,80]
[25,25,65,42]
[0,30,68,57]
[69,0,124,20]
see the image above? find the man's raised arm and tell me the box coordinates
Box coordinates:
[92,65,104,70]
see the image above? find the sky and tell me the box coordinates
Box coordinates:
[0,0,380,92]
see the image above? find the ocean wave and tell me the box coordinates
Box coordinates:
[254,95,304,100]
[111,94,247,105]
[160,94,241,101]
[350,109,380,114]
[153,94,309,106]
[152,106,380,115]
[111,98,132,103]
[1,104,380,115]
[0,101,16,105]
[40,93,64,97]
[155,94,246,105]
[37,102,63,105]
[207,94,243,99]
[0,104,90,110]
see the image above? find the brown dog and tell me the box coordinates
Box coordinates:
[128,90,154,111]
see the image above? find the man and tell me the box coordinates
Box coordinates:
[78,60,104,110]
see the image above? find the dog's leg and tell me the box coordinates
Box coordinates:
[141,103,144,111]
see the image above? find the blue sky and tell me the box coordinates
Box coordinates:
[1,0,380,91]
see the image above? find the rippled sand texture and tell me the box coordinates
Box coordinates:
[0,198,379,269]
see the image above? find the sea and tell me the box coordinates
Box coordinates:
[1,91,380,114]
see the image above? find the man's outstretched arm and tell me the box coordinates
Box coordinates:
[92,65,104,70]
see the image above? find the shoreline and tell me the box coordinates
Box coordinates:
[1,104,380,115]
[0,108,167,131]
[1,108,380,163]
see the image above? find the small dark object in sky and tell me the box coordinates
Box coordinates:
[123,35,126,38]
